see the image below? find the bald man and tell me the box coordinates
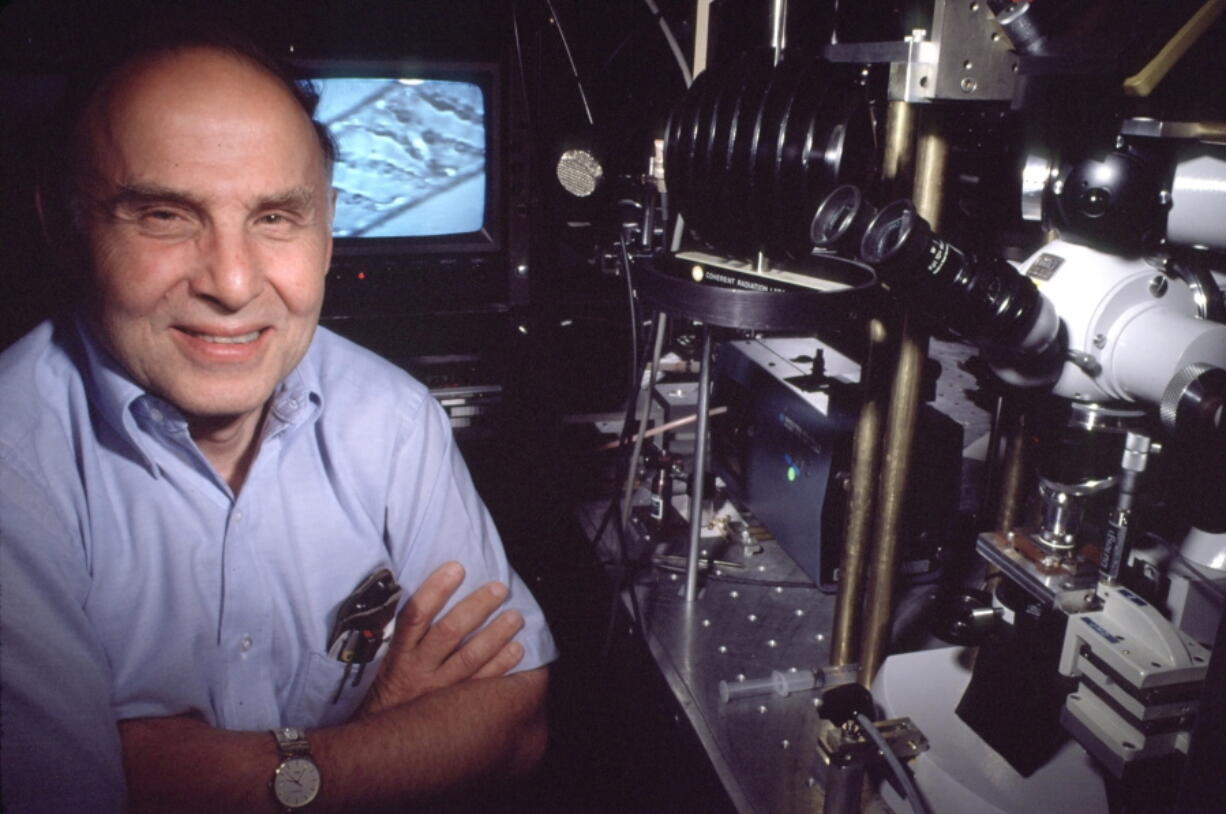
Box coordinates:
[0,32,554,814]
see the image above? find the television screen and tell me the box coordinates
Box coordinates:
[314,77,487,239]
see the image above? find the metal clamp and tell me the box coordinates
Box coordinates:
[824,0,1019,103]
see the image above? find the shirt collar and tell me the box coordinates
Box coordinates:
[266,335,324,433]
[75,314,325,474]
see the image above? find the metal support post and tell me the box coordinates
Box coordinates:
[831,318,888,667]
[830,97,917,668]
[858,107,947,686]
[621,312,670,531]
[684,326,714,602]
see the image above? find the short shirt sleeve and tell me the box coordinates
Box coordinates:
[0,449,127,814]
[381,394,557,672]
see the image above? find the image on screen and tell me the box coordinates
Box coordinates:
[314,77,486,238]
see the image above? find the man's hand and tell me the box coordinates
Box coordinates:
[359,561,525,716]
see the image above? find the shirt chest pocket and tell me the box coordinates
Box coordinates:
[287,647,387,727]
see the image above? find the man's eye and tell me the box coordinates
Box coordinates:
[135,208,193,236]
[260,213,290,226]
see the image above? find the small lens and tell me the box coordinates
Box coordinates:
[810,185,861,246]
[1079,187,1110,218]
[863,202,914,263]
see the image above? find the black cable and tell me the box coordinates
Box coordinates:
[855,711,931,814]
[596,297,664,662]
[618,226,641,397]
[508,2,536,133]
[541,0,594,126]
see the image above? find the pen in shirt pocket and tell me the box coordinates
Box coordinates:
[327,567,401,703]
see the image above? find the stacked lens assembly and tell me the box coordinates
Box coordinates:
[664,49,875,259]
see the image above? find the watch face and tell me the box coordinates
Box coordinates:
[273,756,321,809]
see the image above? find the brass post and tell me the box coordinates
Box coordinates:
[911,110,949,231]
[831,318,889,666]
[830,99,919,670]
[857,312,926,687]
[881,100,917,198]
[830,99,917,668]
[858,108,947,687]
[995,407,1030,533]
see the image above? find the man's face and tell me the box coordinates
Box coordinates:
[80,47,333,424]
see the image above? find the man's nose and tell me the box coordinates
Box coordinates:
[192,226,264,311]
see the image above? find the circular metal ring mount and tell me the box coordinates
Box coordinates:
[632,251,876,332]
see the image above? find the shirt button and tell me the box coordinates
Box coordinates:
[239,635,254,653]
[233,510,243,523]
[149,408,164,423]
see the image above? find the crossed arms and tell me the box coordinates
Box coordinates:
[119,562,548,813]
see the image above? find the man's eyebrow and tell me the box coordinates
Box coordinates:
[255,187,318,211]
[104,184,320,213]
[107,183,203,210]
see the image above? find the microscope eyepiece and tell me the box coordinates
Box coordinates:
[860,200,920,268]
[810,184,877,256]
[855,198,1063,387]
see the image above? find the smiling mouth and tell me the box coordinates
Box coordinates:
[183,329,263,344]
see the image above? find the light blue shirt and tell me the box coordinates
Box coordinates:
[0,316,556,813]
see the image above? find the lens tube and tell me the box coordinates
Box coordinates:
[860,200,1062,382]
[810,184,877,256]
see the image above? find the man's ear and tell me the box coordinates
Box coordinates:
[323,186,338,274]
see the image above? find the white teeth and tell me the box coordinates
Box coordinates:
[188,330,261,344]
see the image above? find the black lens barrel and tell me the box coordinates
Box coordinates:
[861,200,1048,352]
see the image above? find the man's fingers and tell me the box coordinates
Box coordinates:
[362,568,523,714]
[441,608,524,681]
[472,639,525,680]
[414,580,509,666]
[392,562,465,646]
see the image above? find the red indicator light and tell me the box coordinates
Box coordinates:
[357,272,366,280]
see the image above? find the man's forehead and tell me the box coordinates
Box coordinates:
[101,46,297,120]
[81,45,328,181]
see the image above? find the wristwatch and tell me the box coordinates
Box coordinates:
[270,727,322,810]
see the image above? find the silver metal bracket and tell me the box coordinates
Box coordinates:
[824,0,1019,103]
[976,531,1100,608]
[817,716,930,762]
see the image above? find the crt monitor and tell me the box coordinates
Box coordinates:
[300,60,525,315]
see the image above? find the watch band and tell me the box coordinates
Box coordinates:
[272,727,312,757]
